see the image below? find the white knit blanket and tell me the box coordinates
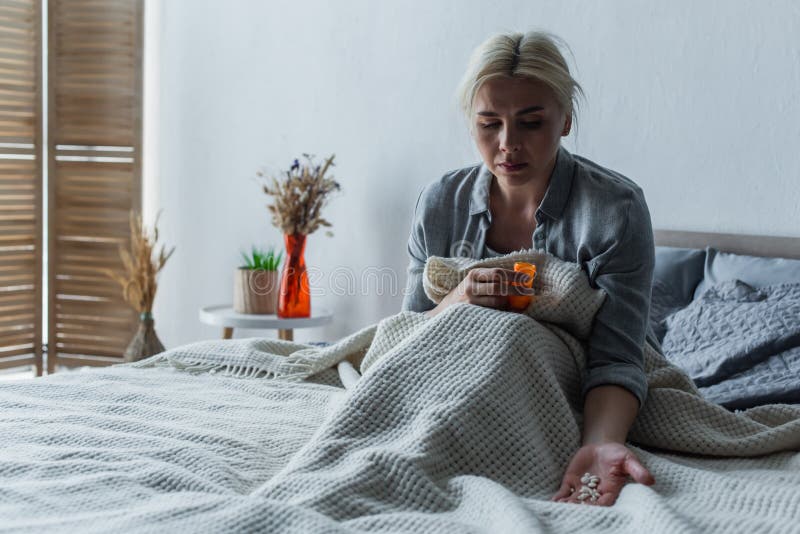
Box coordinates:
[0,365,347,532]
[2,251,800,533]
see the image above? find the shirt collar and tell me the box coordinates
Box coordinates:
[468,164,493,216]
[469,145,575,220]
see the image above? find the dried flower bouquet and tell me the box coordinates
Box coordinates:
[106,211,175,315]
[259,154,340,236]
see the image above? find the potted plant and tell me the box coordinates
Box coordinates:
[234,246,282,314]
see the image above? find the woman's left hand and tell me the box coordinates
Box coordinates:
[550,442,655,506]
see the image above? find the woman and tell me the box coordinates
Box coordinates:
[401,31,657,506]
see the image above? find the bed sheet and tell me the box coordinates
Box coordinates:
[661,280,800,408]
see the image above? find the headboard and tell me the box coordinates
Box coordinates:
[654,230,800,260]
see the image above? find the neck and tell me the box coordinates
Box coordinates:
[491,152,557,214]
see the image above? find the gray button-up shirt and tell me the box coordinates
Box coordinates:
[401,146,656,407]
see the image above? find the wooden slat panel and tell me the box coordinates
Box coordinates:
[0,3,36,138]
[0,311,35,327]
[56,341,130,358]
[56,330,130,346]
[0,225,35,238]
[56,308,134,322]
[53,355,123,368]
[48,0,142,371]
[0,353,36,370]
[57,322,130,341]
[0,0,40,374]
[50,0,140,146]
[0,331,35,346]
[55,283,124,300]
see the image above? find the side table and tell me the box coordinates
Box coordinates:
[199,305,332,341]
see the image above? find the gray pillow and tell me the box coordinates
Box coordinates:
[694,248,800,299]
[650,246,706,342]
[654,246,706,305]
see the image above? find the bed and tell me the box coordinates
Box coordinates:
[1,230,799,533]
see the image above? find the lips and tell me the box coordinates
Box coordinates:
[498,162,528,172]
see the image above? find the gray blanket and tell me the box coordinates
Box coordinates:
[661,280,800,408]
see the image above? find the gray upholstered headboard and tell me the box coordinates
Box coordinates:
[654,230,800,260]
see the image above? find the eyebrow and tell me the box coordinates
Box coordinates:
[476,106,544,117]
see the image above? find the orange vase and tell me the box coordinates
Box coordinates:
[277,233,310,318]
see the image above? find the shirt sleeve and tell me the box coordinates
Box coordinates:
[401,187,436,313]
[582,191,655,408]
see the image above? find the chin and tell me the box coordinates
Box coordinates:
[492,165,533,179]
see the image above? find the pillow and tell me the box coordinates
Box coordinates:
[653,246,707,305]
[650,279,689,342]
[693,248,800,300]
[648,246,706,343]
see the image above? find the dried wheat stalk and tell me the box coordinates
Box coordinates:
[259,153,341,236]
[106,211,175,314]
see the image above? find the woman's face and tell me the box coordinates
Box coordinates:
[472,76,571,185]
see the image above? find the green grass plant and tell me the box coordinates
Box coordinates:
[240,246,282,271]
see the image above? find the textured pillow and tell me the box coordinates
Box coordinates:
[693,248,800,299]
[649,247,706,343]
[654,246,706,305]
[650,279,687,342]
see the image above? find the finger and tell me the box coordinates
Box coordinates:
[469,268,534,287]
[469,295,508,309]
[470,268,513,283]
[471,280,505,295]
[551,480,574,501]
[473,280,534,297]
[624,454,655,486]
[499,270,536,287]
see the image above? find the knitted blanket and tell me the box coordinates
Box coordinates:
[2,251,800,532]
[247,251,800,533]
[0,366,345,532]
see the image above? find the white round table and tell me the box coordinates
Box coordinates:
[199,305,332,341]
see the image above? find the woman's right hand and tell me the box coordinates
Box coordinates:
[426,267,535,317]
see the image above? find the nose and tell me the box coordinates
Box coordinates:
[499,125,521,153]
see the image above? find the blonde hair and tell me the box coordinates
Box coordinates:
[457,31,584,123]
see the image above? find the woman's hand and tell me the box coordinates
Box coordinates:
[426,267,534,317]
[550,442,655,506]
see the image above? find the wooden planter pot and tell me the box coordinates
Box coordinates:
[233,268,279,314]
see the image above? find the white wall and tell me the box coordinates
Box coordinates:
[149,0,800,347]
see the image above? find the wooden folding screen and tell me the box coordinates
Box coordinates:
[47,0,142,372]
[0,1,43,375]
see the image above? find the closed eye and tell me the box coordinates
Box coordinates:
[521,121,542,129]
[479,122,501,129]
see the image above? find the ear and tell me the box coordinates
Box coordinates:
[562,113,572,137]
